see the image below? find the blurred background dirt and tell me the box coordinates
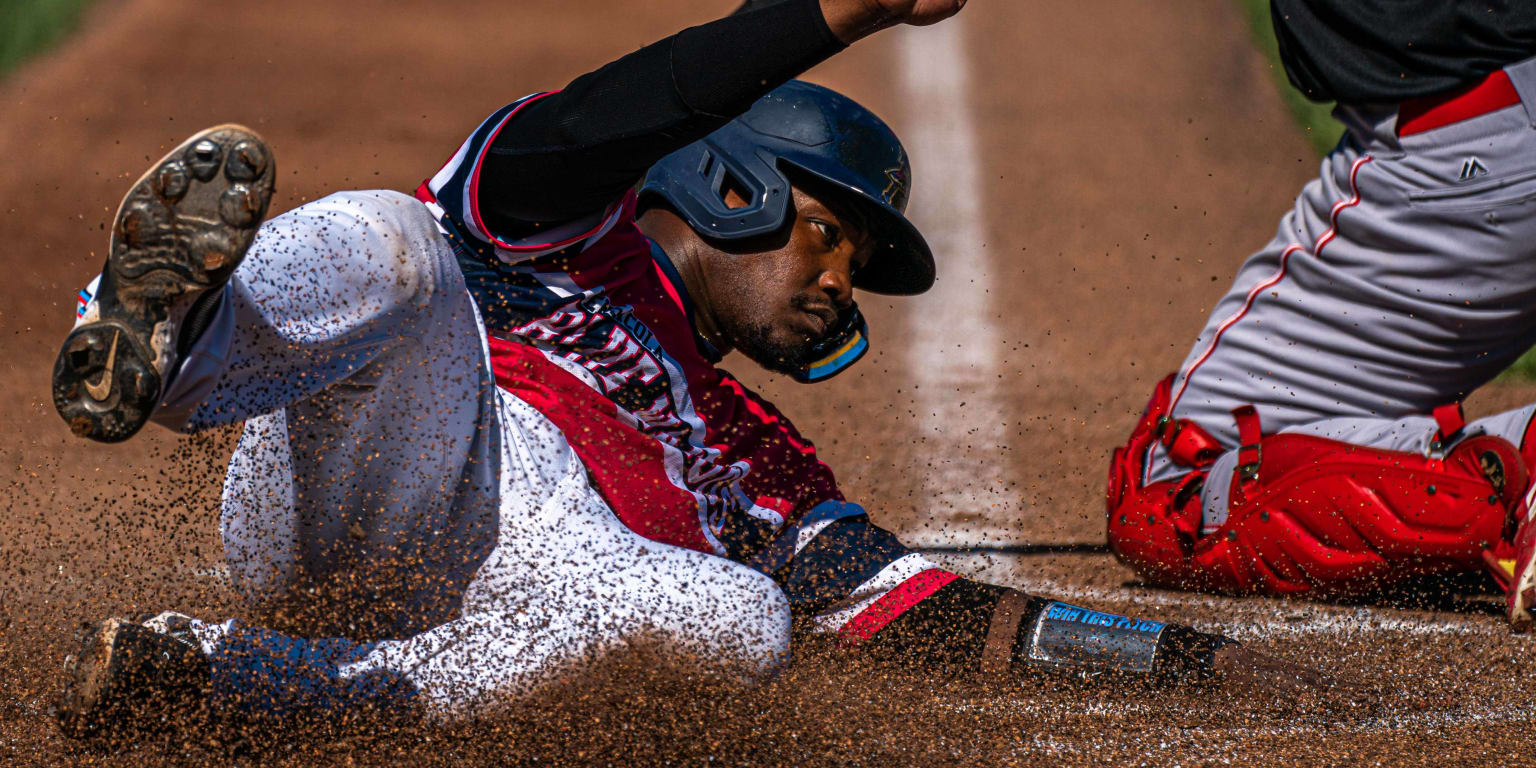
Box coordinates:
[2,0,1532,764]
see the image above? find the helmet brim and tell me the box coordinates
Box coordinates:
[782,160,935,296]
[852,201,935,296]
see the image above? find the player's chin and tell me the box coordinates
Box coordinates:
[736,325,818,375]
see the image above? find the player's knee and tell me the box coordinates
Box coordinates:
[312,190,454,313]
[362,193,446,309]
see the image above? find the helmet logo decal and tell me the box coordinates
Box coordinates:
[882,167,909,206]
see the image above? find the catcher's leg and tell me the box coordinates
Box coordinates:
[1108,382,1529,596]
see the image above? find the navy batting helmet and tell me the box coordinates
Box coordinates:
[638,80,933,296]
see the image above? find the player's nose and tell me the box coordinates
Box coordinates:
[817,266,853,309]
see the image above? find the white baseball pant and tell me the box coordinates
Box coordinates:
[89,189,789,719]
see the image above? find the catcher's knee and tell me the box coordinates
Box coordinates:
[1107,379,1526,597]
[1111,432,1523,596]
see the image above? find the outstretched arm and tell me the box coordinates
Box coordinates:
[780,513,1329,691]
[707,373,1328,691]
[475,0,964,233]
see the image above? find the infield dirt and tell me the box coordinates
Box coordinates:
[2,0,1533,765]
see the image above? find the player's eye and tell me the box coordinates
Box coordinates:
[810,220,841,249]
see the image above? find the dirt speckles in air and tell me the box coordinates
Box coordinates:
[2,0,1533,765]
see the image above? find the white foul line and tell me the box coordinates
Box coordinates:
[895,20,1019,547]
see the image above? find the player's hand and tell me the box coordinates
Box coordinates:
[821,0,967,44]
[1208,643,1341,695]
[866,0,967,27]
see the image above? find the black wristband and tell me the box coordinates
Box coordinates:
[853,580,1014,667]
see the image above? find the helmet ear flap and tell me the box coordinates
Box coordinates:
[700,138,776,219]
[697,148,720,194]
[697,149,746,211]
[641,137,792,239]
[640,79,932,294]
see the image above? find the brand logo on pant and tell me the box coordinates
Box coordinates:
[1459,157,1489,182]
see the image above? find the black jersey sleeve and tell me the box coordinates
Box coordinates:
[475,0,843,235]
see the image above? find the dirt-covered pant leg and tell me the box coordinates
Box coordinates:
[399,389,790,718]
[155,189,502,636]
[150,189,788,720]
[1152,61,1536,471]
[1108,381,1536,596]
[199,392,791,721]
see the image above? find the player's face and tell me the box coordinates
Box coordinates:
[704,184,873,375]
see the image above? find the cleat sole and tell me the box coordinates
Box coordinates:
[52,124,274,442]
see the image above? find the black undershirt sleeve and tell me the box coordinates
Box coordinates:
[477,0,844,234]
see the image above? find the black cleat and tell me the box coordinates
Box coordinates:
[56,612,213,741]
[52,124,275,442]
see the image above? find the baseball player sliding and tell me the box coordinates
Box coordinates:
[53,0,1324,739]
[1107,3,1536,626]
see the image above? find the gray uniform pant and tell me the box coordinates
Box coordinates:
[1150,56,1536,533]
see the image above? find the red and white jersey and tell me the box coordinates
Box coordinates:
[413,99,963,648]
[416,95,857,564]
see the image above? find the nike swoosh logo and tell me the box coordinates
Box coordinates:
[84,331,119,401]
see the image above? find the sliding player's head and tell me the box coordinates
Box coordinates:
[638,80,931,382]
